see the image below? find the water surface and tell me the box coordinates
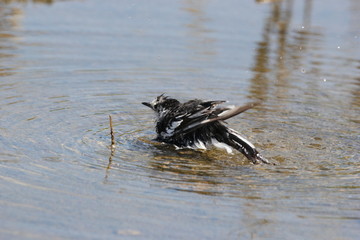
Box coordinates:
[0,0,359,239]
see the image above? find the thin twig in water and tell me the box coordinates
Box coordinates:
[106,115,116,174]
[109,115,115,147]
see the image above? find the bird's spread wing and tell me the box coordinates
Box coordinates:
[200,102,259,125]
[161,101,259,138]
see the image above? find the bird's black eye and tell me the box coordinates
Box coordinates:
[153,103,158,109]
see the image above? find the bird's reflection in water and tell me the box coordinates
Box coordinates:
[146,140,257,196]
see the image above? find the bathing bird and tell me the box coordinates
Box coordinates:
[142,94,269,164]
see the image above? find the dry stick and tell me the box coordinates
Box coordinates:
[107,115,115,171]
[109,115,115,146]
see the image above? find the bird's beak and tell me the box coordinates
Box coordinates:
[142,102,153,109]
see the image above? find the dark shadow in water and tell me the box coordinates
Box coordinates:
[248,0,317,103]
[249,0,360,126]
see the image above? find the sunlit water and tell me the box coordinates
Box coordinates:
[0,0,359,239]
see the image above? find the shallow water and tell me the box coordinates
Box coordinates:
[0,0,359,239]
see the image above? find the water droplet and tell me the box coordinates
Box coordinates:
[301,68,306,73]
[301,26,305,29]
[323,78,327,82]
[337,46,341,49]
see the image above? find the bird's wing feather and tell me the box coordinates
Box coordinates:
[200,102,259,125]
[170,102,259,136]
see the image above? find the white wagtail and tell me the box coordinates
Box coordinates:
[142,94,269,164]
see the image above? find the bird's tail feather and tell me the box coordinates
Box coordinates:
[226,129,269,164]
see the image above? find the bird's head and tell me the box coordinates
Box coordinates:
[142,94,180,115]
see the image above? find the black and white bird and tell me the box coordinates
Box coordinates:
[142,94,269,164]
